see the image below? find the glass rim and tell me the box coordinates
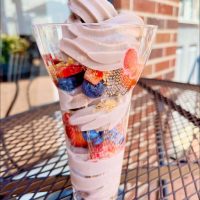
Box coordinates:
[33,22,158,29]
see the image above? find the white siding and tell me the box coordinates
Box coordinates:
[175,25,199,84]
[1,0,70,35]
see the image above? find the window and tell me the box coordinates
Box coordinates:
[179,0,200,23]
[1,0,70,35]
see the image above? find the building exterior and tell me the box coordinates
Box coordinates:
[176,0,199,84]
[1,0,70,35]
[114,0,180,80]
[113,0,199,83]
[1,0,199,82]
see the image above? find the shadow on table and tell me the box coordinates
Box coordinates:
[0,35,47,117]
[0,104,72,199]
[1,79,200,199]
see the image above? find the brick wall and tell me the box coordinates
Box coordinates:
[113,0,179,80]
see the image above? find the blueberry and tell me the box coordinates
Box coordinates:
[82,80,105,98]
[82,132,87,141]
[58,72,84,92]
[92,136,104,145]
[82,130,100,141]
[99,131,104,136]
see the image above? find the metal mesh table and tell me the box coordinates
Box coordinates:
[1,78,200,200]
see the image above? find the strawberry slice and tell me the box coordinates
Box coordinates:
[43,54,61,65]
[90,143,104,160]
[84,69,103,85]
[122,49,142,89]
[57,64,84,78]
[124,49,139,78]
[63,113,87,148]
[43,54,52,65]
[65,125,87,148]
[90,141,117,159]
[62,112,70,125]
[52,58,61,65]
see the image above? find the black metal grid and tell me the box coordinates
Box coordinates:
[0,78,199,200]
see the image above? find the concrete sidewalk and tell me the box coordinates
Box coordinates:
[0,76,58,118]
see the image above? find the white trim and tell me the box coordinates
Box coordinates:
[157,29,177,34]
[149,0,180,7]
[153,42,178,49]
[134,11,178,20]
[178,19,200,25]
[147,54,176,65]
[150,67,175,78]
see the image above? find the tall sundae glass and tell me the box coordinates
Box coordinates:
[33,1,156,199]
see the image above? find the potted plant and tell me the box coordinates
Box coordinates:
[0,34,30,81]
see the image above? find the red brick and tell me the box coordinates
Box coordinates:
[134,0,156,13]
[156,33,171,43]
[158,3,173,15]
[171,33,177,42]
[113,0,130,9]
[166,47,176,55]
[174,7,179,16]
[169,58,176,67]
[171,58,176,66]
[165,71,175,80]
[150,48,163,59]
[113,0,178,81]
[141,65,152,76]
[167,20,178,29]
[155,61,170,72]
[169,0,179,2]
[147,18,165,29]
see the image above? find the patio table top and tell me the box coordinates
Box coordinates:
[1,78,200,200]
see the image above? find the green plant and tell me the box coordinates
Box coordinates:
[0,34,30,64]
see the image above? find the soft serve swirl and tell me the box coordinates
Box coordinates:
[59,0,144,71]
[68,0,118,23]
[57,2,144,198]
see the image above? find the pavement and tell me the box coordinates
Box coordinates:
[0,76,59,118]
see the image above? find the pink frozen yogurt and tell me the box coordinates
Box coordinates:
[33,0,156,198]
[57,0,144,199]
[60,0,144,71]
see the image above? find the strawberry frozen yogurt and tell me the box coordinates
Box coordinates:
[48,1,145,199]
[60,0,143,71]
[33,0,157,199]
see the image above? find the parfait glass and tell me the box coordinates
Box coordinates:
[33,23,157,200]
